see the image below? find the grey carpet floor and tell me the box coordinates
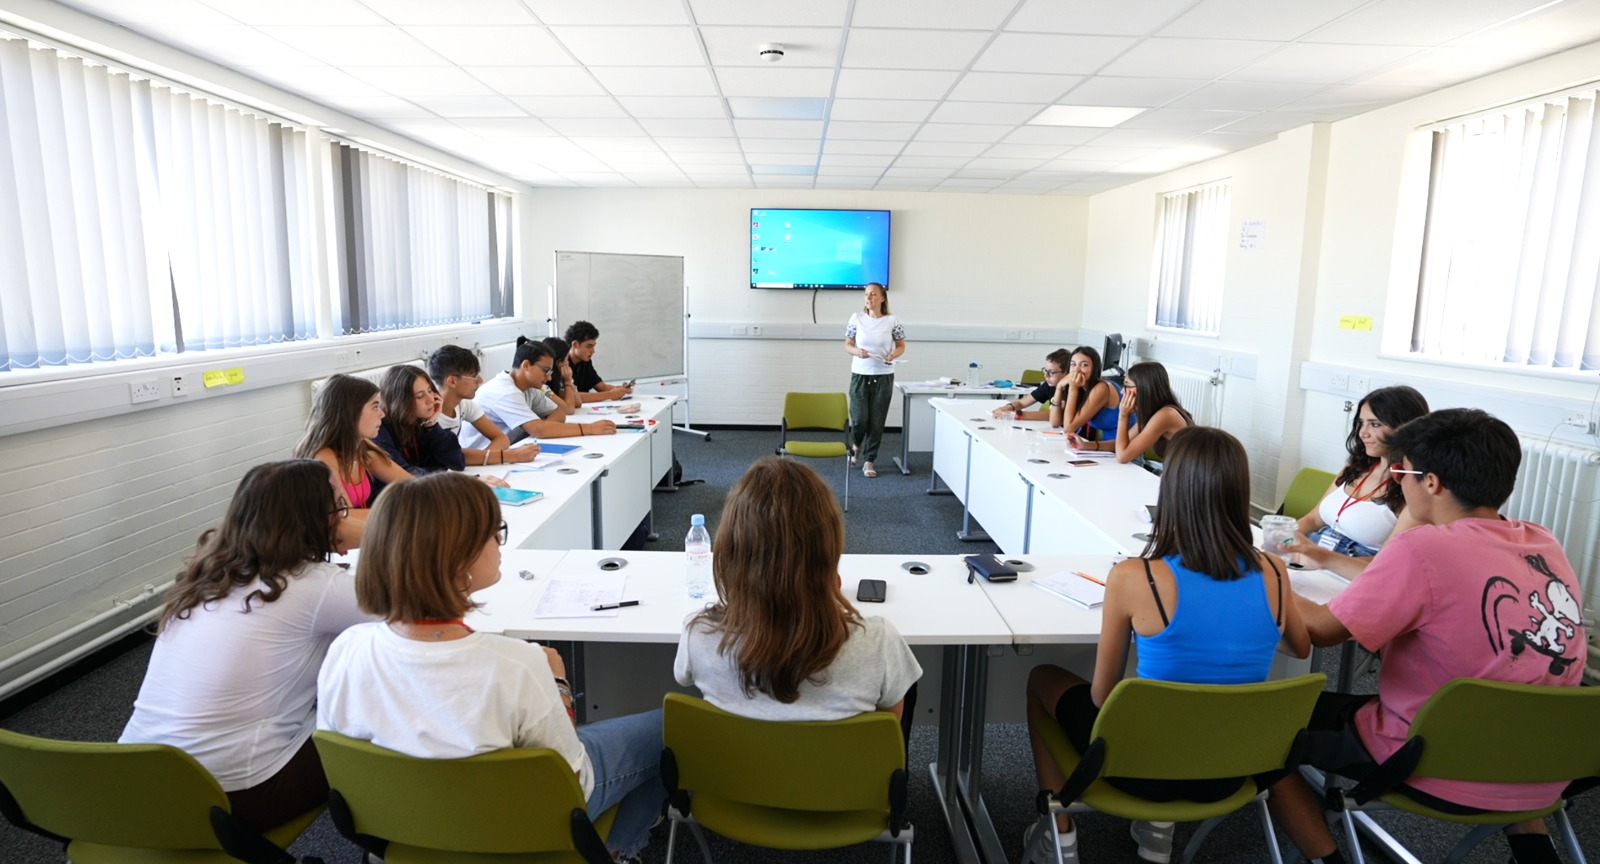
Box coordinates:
[3,429,1596,862]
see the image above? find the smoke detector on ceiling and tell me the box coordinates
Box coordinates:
[758,43,786,62]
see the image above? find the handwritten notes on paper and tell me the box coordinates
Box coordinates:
[534,573,625,618]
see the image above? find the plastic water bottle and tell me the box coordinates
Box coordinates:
[685,514,712,600]
[967,362,982,387]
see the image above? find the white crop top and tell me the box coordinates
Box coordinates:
[1316,484,1398,549]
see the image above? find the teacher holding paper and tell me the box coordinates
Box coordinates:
[843,282,905,479]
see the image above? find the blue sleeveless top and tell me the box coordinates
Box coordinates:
[1084,381,1123,437]
[1134,554,1282,685]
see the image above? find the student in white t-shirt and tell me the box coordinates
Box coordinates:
[427,345,537,468]
[317,473,664,862]
[843,282,906,479]
[120,459,375,833]
[462,339,616,448]
[674,457,921,738]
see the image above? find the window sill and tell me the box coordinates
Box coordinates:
[1147,324,1221,339]
[1377,349,1600,384]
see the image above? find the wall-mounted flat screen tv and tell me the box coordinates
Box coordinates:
[750,208,890,290]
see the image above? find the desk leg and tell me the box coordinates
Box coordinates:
[956,435,990,542]
[590,472,606,550]
[893,391,912,475]
[930,644,1005,864]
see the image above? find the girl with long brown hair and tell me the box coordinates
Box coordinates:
[1068,360,1194,464]
[293,373,411,518]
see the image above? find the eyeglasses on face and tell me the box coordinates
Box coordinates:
[536,364,554,374]
[496,521,509,546]
[1042,367,1062,377]
[1389,466,1424,477]
[330,504,350,519]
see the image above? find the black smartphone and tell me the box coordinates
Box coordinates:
[856,579,887,603]
[1069,459,1098,467]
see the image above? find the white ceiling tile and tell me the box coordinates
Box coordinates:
[913,123,1012,143]
[691,176,754,187]
[543,117,648,136]
[883,167,956,178]
[973,33,1138,74]
[358,0,539,25]
[821,140,907,155]
[590,67,718,96]
[727,97,828,119]
[873,179,936,189]
[929,101,1043,124]
[938,178,1006,188]
[818,165,889,176]
[716,67,836,98]
[841,28,991,70]
[740,138,822,154]
[523,0,689,25]
[1006,0,1193,36]
[829,100,937,122]
[1090,127,1203,145]
[821,153,898,166]
[733,119,825,137]
[700,26,843,66]
[1050,145,1156,162]
[1276,83,1432,115]
[62,0,236,25]
[449,118,560,136]
[401,26,568,66]
[1099,38,1281,79]
[1166,81,1323,111]
[1224,43,1424,84]
[410,95,527,117]
[834,69,961,99]
[510,96,627,117]
[983,143,1072,158]
[952,168,1019,180]
[577,141,665,157]
[638,117,734,136]
[1355,45,1541,88]
[667,150,746,164]
[559,172,633,184]
[199,0,385,25]
[745,152,821,165]
[814,176,873,187]
[1450,1,1600,54]
[753,177,818,187]
[853,0,1016,30]
[948,72,1082,103]
[150,26,321,66]
[260,26,452,65]
[749,164,816,175]
[687,0,849,27]
[657,137,741,152]
[1213,111,1326,134]
[618,96,727,119]
[675,159,750,171]
[604,156,678,169]
[348,66,494,95]
[1000,126,1104,145]
[1305,0,1544,46]
[901,141,988,156]
[967,156,1047,170]
[1056,76,1206,106]
[466,67,599,96]
[320,95,436,117]
[549,26,704,66]
[826,121,921,141]
[892,155,969,167]
[1158,0,1367,40]
[237,65,388,97]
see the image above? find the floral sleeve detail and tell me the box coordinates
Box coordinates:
[845,321,858,340]
[892,323,905,340]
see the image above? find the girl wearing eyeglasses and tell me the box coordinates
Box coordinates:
[120,459,374,833]
[317,473,664,863]
[1068,361,1193,464]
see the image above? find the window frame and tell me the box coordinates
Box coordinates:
[1147,177,1233,338]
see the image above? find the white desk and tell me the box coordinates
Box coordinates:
[893,381,1031,475]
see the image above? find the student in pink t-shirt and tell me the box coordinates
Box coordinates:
[1269,408,1585,864]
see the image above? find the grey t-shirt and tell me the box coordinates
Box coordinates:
[674,613,921,721]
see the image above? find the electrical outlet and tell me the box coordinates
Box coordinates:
[1353,376,1370,394]
[731,325,747,336]
[1330,373,1349,391]
[1021,330,1036,341]
[172,375,189,397]
[1561,411,1593,431]
[129,381,162,404]
[1004,330,1020,340]
[750,326,762,336]
[335,351,352,368]
[1219,355,1233,371]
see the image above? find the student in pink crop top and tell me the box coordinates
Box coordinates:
[293,374,413,547]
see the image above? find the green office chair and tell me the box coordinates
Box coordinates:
[1323,678,1600,864]
[1029,674,1326,864]
[1279,467,1336,520]
[776,392,852,511]
[660,692,912,864]
[1020,368,1046,385]
[0,727,321,864]
[313,731,616,864]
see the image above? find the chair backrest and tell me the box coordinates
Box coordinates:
[1019,369,1046,385]
[1405,678,1600,784]
[1280,467,1336,520]
[313,731,596,855]
[782,392,849,434]
[0,727,230,850]
[662,692,903,813]
[1090,674,1326,781]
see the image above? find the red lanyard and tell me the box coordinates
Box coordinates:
[1336,463,1388,523]
[413,618,474,633]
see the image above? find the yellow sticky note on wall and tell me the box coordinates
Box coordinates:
[224,367,245,385]
[1338,315,1374,331]
[202,370,228,389]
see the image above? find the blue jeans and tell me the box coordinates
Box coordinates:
[577,709,665,857]
[1308,526,1380,558]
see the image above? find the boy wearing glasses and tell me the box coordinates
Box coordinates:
[992,348,1072,421]
[464,339,616,445]
[1270,408,1583,864]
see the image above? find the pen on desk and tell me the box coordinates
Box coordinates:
[1074,570,1106,586]
[591,600,640,611]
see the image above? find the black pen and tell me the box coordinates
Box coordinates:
[591,600,640,611]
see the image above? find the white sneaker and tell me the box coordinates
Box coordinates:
[1130,820,1175,863]
[1022,819,1078,864]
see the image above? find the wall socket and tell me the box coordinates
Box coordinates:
[1003,330,1020,340]
[1561,411,1594,432]
[129,381,162,404]
[749,326,762,336]
[172,375,189,397]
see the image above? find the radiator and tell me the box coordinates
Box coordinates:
[1505,436,1600,632]
[1165,366,1223,427]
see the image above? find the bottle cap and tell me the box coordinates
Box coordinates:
[691,514,705,526]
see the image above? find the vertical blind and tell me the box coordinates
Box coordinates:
[1411,87,1600,371]
[1151,179,1231,335]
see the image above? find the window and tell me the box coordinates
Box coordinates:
[1409,86,1600,371]
[1150,179,1231,335]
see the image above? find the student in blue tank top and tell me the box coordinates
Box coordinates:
[1022,427,1311,864]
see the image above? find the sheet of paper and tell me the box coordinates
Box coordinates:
[1289,568,1350,605]
[1032,570,1106,608]
[534,573,626,618]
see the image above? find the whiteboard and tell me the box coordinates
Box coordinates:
[553,251,685,381]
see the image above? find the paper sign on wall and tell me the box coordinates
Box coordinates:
[203,370,228,389]
[1339,316,1374,331]
[224,367,245,385]
[1239,219,1264,250]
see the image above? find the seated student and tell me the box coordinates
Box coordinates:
[565,320,634,403]
[121,460,374,832]
[537,335,582,416]
[426,345,537,468]
[372,365,510,488]
[1269,409,1584,864]
[675,457,920,743]
[460,338,615,447]
[1024,427,1309,864]
[1282,385,1429,579]
[316,473,665,863]
[1068,361,1192,464]
[293,374,411,527]
[993,348,1072,421]
[1049,345,1122,439]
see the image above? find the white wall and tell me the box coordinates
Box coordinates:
[522,188,1090,425]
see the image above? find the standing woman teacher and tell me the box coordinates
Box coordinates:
[843,282,905,479]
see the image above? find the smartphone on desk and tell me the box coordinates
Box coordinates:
[856,579,887,603]
[1068,459,1098,467]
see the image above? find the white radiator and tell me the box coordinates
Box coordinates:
[1165,366,1223,427]
[1505,436,1600,645]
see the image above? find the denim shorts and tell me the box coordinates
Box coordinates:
[1308,526,1380,558]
